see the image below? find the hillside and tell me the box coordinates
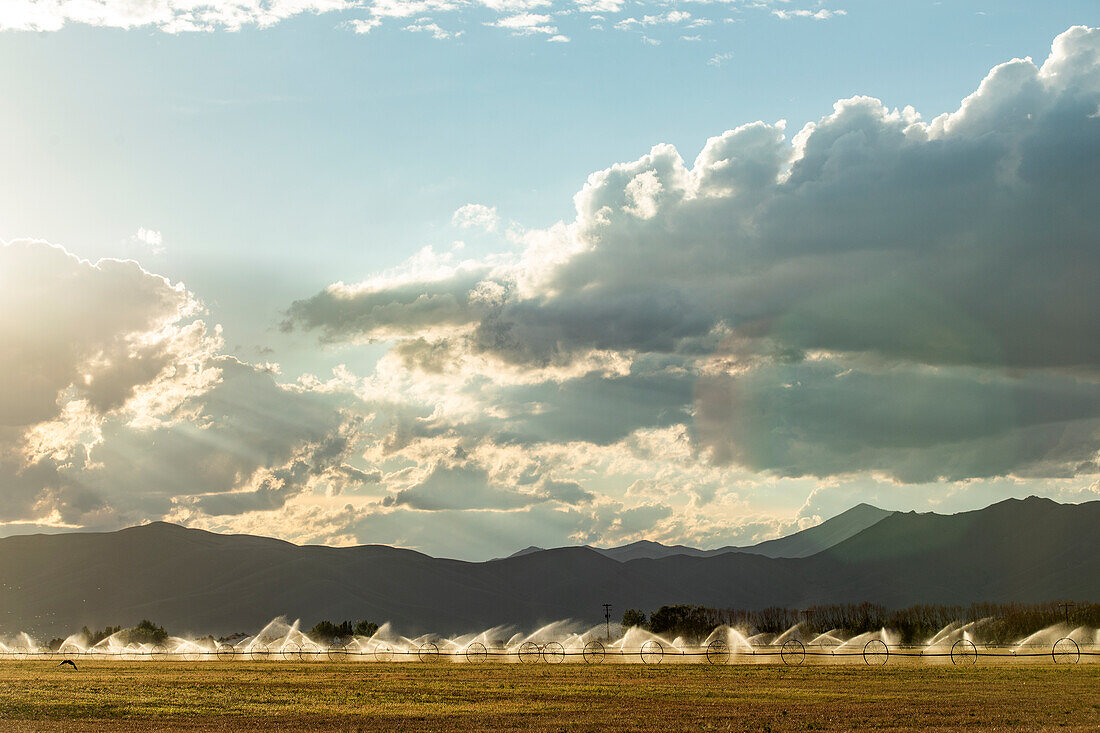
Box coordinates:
[509,503,895,562]
[0,497,1095,639]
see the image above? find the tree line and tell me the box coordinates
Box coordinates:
[308,619,379,642]
[45,618,380,650]
[48,619,169,650]
[621,601,1099,644]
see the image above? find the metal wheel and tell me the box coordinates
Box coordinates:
[781,639,805,666]
[465,642,487,663]
[216,645,235,660]
[863,639,889,666]
[543,641,565,664]
[640,640,664,665]
[280,643,302,661]
[706,639,730,665]
[327,645,349,661]
[418,642,439,663]
[373,643,394,662]
[249,644,269,661]
[517,641,541,664]
[1052,638,1080,664]
[583,640,606,664]
[951,639,977,666]
[300,645,324,662]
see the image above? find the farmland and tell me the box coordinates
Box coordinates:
[0,661,1096,731]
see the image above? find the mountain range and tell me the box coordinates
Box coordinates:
[0,497,1095,639]
[508,503,894,561]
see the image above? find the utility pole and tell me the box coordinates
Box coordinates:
[1058,600,1075,626]
[603,604,613,642]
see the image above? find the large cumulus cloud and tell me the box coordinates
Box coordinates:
[0,240,368,529]
[287,26,1100,484]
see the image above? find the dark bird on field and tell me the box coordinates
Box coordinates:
[57,659,78,670]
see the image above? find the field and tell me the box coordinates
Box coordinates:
[0,662,1097,732]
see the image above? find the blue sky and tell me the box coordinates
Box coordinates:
[1,1,1099,558]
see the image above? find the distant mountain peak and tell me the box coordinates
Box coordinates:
[506,545,546,559]
[0,496,1093,638]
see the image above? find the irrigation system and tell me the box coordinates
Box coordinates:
[2,619,1097,666]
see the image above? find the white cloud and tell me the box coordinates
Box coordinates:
[708,51,734,66]
[576,0,621,12]
[368,0,462,19]
[478,0,551,10]
[487,12,557,35]
[451,203,500,231]
[131,227,164,254]
[0,0,356,32]
[404,20,462,38]
[772,8,847,21]
[0,0,843,44]
[345,17,382,33]
[615,11,691,30]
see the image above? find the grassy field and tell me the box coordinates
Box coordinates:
[0,661,1096,731]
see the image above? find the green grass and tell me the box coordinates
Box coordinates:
[0,661,1096,731]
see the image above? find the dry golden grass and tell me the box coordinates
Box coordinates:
[0,660,1096,731]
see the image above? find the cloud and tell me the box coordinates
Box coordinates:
[7,27,1100,561]
[378,457,595,511]
[772,9,847,21]
[615,11,691,30]
[0,0,355,32]
[479,0,551,10]
[694,356,1100,483]
[0,240,203,429]
[404,20,462,39]
[344,17,382,33]
[575,0,621,13]
[131,227,164,254]
[452,203,500,231]
[383,462,539,510]
[288,27,1100,485]
[0,239,368,529]
[487,12,558,35]
[0,0,843,45]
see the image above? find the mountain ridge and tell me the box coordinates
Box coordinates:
[505,502,895,561]
[0,496,1094,639]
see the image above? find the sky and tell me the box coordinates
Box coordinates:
[1,1,1099,560]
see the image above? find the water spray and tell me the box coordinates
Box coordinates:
[1,618,1096,666]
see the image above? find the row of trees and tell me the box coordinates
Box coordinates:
[621,601,1099,644]
[308,620,379,642]
[48,619,169,650]
[46,618,380,650]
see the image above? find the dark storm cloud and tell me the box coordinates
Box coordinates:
[694,358,1100,483]
[491,365,694,446]
[283,267,493,343]
[284,27,1100,483]
[289,29,1100,370]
